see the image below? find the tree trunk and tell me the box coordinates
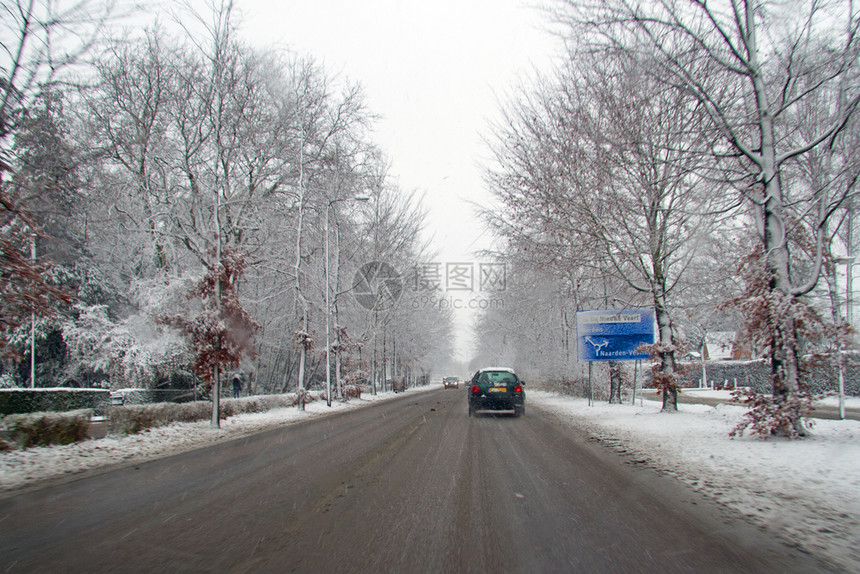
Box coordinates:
[747,5,807,436]
[335,346,342,398]
[654,291,678,412]
[297,314,307,391]
[211,364,220,427]
[760,157,806,435]
[608,361,623,404]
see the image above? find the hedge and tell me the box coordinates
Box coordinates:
[0,389,110,416]
[676,359,860,395]
[0,394,306,450]
[0,409,92,449]
[106,394,301,435]
[109,388,199,405]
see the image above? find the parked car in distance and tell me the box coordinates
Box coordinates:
[468,367,525,416]
[443,376,459,389]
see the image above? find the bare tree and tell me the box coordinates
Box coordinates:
[485,50,732,409]
[4,1,450,396]
[82,27,179,272]
[552,0,860,434]
[0,0,117,359]
[1,0,116,148]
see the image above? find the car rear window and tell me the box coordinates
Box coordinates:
[479,372,517,384]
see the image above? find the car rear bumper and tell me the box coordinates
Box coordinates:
[469,396,523,411]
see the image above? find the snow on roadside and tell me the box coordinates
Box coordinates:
[0,387,431,495]
[529,390,860,572]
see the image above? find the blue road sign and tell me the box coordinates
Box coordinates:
[576,309,656,362]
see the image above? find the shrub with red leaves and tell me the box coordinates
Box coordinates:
[729,387,815,439]
[160,248,259,383]
[727,245,848,437]
[295,387,315,410]
[292,330,314,351]
[342,383,362,401]
[638,341,682,410]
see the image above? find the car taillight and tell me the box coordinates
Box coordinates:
[514,384,523,393]
[471,385,480,394]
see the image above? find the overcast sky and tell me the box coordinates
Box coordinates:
[200,0,560,361]
[237,1,556,252]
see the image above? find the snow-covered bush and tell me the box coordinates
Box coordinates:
[107,394,299,434]
[0,388,110,415]
[342,384,362,401]
[535,375,612,400]
[221,394,297,416]
[0,373,16,389]
[107,402,215,434]
[62,303,189,389]
[295,388,316,410]
[0,409,92,449]
[730,388,816,439]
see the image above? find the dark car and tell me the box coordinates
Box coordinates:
[468,367,525,417]
[443,376,459,389]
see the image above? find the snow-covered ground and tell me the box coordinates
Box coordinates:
[2,386,858,571]
[529,390,860,573]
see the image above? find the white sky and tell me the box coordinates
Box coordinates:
[236,1,554,258]
[231,0,559,361]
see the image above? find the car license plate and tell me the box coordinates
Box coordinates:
[489,386,506,393]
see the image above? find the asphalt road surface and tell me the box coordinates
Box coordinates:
[0,388,830,573]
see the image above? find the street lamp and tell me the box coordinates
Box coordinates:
[325,195,370,407]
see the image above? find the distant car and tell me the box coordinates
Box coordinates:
[443,376,459,389]
[468,367,525,416]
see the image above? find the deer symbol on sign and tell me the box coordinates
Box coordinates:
[585,336,609,357]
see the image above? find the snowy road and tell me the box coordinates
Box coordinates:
[0,389,830,573]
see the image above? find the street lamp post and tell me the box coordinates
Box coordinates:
[30,235,36,388]
[834,256,856,421]
[325,195,370,407]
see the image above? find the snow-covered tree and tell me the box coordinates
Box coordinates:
[484,49,731,409]
[160,247,259,426]
[550,0,860,435]
[0,0,115,361]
